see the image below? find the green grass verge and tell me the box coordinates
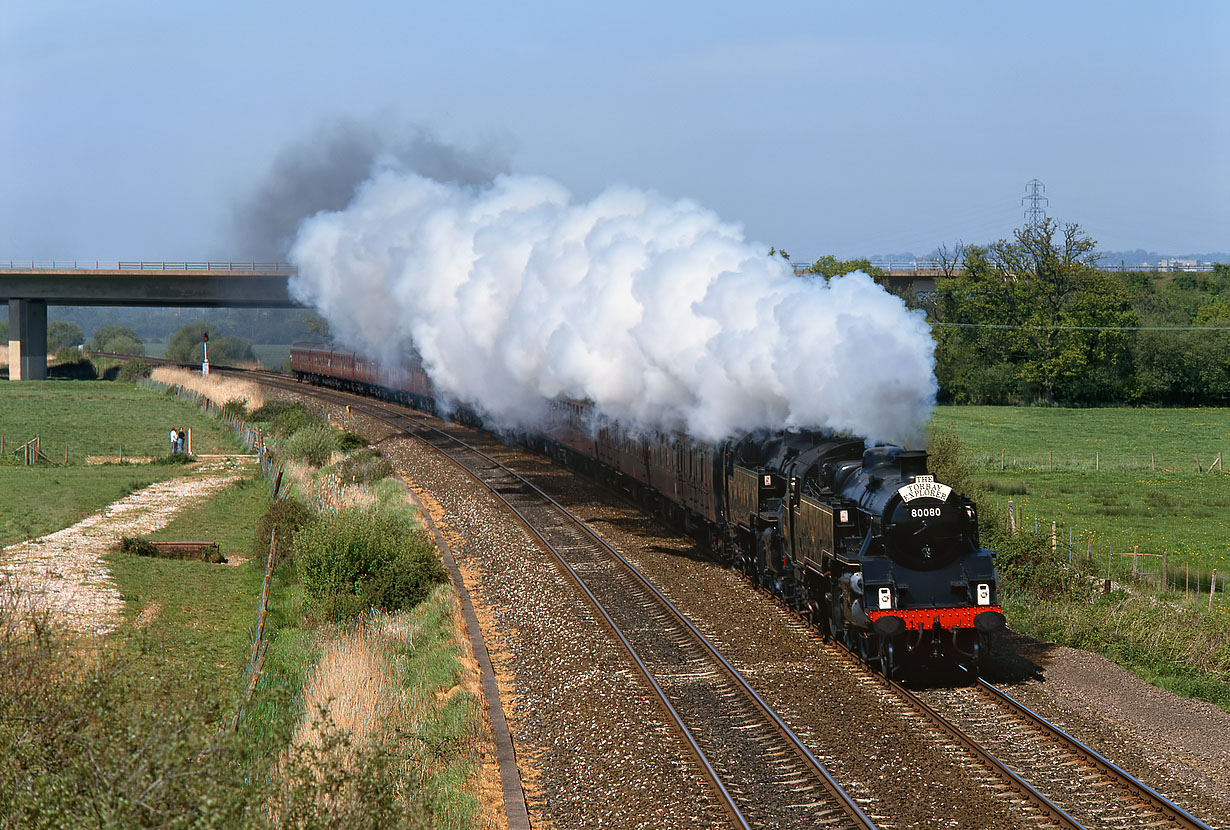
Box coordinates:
[105,469,273,707]
[394,584,484,825]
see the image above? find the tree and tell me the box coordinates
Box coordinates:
[165,324,256,365]
[47,321,85,353]
[806,255,885,281]
[89,325,145,355]
[932,220,1138,404]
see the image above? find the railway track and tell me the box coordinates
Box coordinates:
[914,677,1214,830]
[203,364,1217,829]
[246,370,875,828]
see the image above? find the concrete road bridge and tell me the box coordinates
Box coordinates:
[1,261,297,380]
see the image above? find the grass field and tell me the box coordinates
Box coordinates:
[930,406,1229,472]
[0,380,244,462]
[931,406,1230,574]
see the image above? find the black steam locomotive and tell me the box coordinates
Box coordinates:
[721,432,1003,675]
[291,343,1004,675]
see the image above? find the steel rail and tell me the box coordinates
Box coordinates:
[230,373,756,830]
[766,581,1210,830]
[406,418,877,830]
[974,677,1214,830]
[241,371,876,828]
[744,586,1086,829]
[121,359,1214,829]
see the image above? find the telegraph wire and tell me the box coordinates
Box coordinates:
[929,322,1230,332]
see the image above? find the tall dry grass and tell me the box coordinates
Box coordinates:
[281,458,378,514]
[150,366,268,411]
[294,619,400,756]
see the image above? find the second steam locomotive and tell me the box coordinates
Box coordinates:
[291,343,1004,675]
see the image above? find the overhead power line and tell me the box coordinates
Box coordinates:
[931,322,1230,332]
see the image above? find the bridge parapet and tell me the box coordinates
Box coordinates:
[0,261,293,273]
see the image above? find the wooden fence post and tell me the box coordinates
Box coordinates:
[1007,499,1016,535]
[1001,449,1005,471]
[1132,546,1138,576]
[1051,521,1057,553]
[1096,451,1100,471]
[1211,570,1218,611]
[1196,453,1202,473]
[1162,550,1168,589]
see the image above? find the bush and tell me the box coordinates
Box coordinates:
[116,536,160,557]
[249,400,319,437]
[284,424,338,466]
[295,509,447,623]
[222,398,248,419]
[326,448,393,485]
[337,431,367,452]
[116,359,152,382]
[252,497,316,570]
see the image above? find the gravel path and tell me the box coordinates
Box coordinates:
[0,456,252,636]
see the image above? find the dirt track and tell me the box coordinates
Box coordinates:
[0,456,251,635]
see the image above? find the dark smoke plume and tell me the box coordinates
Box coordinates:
[230,120,508,260]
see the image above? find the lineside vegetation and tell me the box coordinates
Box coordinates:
[0,374,491,827]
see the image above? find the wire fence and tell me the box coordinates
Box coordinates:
[978,450,1226,474]
[136,376,291,729]
[1006,500,1228,609]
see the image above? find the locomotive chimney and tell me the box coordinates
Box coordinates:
[898,449,928,477]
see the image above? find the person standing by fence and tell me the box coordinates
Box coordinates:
[177,428,185,454]
[170,426,178,455]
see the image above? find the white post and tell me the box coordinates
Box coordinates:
[187,427,192,455]
[202,338,210,376]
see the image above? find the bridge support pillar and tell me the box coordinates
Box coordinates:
[8,299,47,381]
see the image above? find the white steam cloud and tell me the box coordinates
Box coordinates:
[289,170,937,444]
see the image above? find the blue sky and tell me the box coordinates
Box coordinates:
[2,0,1226,263]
